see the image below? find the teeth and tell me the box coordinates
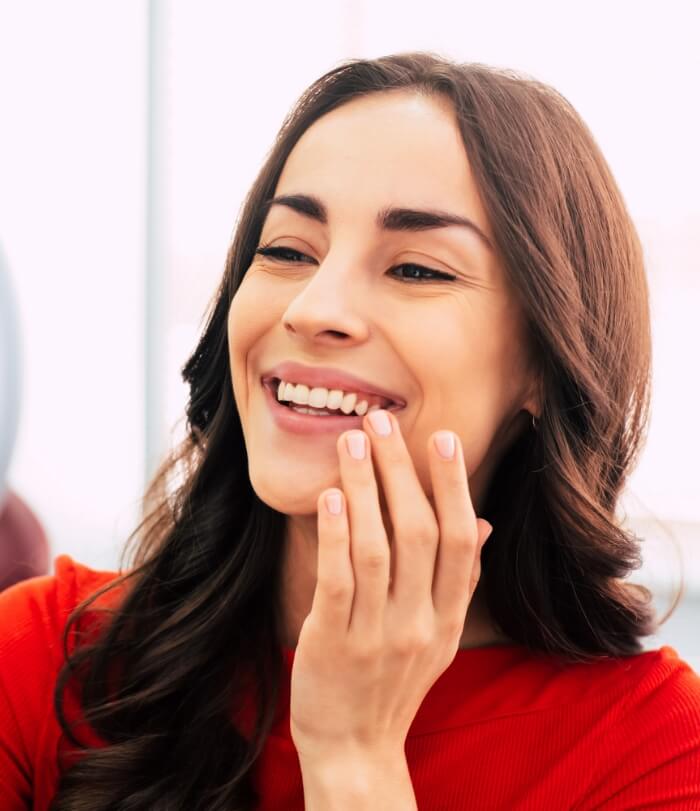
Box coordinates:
[308,387,328,408]
[340,392,357,414]
[290,406,335,416]
[272,379,387,417]
[325,389,344,409]
[291,383,310,405]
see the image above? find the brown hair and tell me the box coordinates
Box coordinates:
[50,51,678,811]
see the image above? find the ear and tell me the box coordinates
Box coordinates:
[521,367,543,421]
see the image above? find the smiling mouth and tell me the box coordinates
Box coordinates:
[264,377,405,415]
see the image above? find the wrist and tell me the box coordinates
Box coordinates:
[298,747,417,811]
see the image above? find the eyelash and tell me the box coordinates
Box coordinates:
[254,245,456,283]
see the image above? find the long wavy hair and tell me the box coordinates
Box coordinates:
[50,52,679,810]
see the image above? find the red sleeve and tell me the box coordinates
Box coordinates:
[0,556,78,810]
[0,576,55,811]
[581,650,700,810]
[0,670,31,809]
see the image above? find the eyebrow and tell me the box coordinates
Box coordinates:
[260,193,494,252]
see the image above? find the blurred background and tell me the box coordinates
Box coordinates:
[0,1,698,668]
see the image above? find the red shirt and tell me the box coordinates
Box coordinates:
[1,554,699,810]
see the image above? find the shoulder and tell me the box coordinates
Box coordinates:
[551,645,700,746]
[0,555,122,805]
[621,645,700,747]
[579,646,700,808]
[0,554,122,657]
[0,555,123,718]
[0,553,123,698]
[528,644,700,713]
[601,645,700,729]
[622,645,700,703]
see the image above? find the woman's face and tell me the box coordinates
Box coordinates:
[228,90,539,520]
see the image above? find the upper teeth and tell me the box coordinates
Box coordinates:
[275,379,388,416]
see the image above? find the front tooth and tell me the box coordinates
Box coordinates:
[340,392,357,414]
[354,400,369,416]
[308,387,329,408]
[291,384,310,405]
[368,404,380,412]
[326,389,344,409]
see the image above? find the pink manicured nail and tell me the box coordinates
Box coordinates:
[346,432,366,460]
[325,492,342,515]
[368,408,392,436]
[434,431,455,459]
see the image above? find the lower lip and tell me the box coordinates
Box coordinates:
[262,380,403,436]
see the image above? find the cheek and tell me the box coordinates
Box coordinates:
[229,271,291,339]
[227,286,265,407]
[228,279,272,359]
[398,374,508,495]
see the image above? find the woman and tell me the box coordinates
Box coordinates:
[1,52,698,810]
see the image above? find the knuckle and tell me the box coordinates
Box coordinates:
[351,638,382,664]
[441,527,476,554]
[395,518,438,548]
[392,623,434,655]
[440,614,466,639]
[443,473,467,496]
[317,576,352,601]
[357,548,389,573]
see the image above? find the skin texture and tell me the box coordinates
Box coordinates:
[228,90,540,654]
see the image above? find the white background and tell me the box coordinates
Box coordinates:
[1,0,698,663]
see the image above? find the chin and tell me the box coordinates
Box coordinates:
[248,465,339,516]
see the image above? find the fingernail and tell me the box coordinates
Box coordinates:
[346,432,366,460]
[434,431,455,459]
[325,491,342,515]
[368,409,392,436]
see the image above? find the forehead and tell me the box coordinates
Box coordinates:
[275,90,493,241]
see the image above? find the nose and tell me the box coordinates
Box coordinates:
[281,256,371,347]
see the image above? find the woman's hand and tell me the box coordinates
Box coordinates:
[289,408,493,765]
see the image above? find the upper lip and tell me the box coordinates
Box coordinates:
[261,361,407,408]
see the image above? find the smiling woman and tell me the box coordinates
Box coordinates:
[1,52,699,811]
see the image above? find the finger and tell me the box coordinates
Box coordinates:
[338,429,390,641]
[310,488,354,632]
[363,408,438,609]
[428,431,482,624]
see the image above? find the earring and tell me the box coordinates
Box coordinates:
[531,413,539,431]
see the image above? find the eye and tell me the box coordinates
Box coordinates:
[254,245,456,283]
[389,263,456,283]
[255,245,312,263]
